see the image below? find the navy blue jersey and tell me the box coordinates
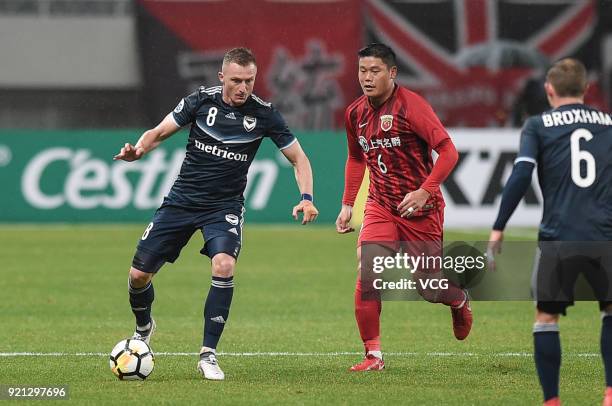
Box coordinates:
[516,103,612,240]
[166,86,296,209]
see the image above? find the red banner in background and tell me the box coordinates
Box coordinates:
[138,0,611,129]
[137,0,361,130]
[365,0,609,127]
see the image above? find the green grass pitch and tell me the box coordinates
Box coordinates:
[0,225,604,404]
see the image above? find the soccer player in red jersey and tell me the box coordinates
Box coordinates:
[336,43,473,371]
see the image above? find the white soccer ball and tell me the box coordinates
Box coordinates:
[109,338,154,380]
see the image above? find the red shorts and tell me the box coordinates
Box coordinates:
[358,200,444,246]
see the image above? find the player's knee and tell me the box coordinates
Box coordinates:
[412,272,440,303]
[211,254,236,278]
[132,249,165,275]
[414,281,437,302]
[535,310,559,324]
[416,285,441,303]
[129,267,153,288]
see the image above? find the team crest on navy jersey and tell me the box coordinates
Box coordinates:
[359,136,369,152]
[166,88,296,211]
[380,115,393,132]
[243,116,257,132]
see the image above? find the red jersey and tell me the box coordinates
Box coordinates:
[342,85,457,217]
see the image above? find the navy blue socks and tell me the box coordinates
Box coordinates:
[602,315,612,387]
[129,279,154,328]
[203,276,234,349]
[533,323,561,401]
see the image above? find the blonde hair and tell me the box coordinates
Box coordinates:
[223,47,256,67]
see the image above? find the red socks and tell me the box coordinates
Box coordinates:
[354,277,382,352]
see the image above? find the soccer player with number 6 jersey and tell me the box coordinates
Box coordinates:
[489,58,612,406]
[336,43,473,372]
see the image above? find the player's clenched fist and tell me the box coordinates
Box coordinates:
[114,143,145,162]
[397,188,431,218]
[335,204,354,234]
[293,200,319,225]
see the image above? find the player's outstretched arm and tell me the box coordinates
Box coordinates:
[281,141,319,225]
[339,119,366,233]
[487,161,535,269]
[113,114,181,161]
[397,138,458,217]
[490,161,535,233]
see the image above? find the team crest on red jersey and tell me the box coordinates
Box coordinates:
[380,115,393,132]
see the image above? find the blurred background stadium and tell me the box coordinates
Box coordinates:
[0,0,611,226]
[1,1,611,403]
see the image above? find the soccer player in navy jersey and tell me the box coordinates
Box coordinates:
[335,43,473,371]
[113,47,319,380]
[489,58,612,406]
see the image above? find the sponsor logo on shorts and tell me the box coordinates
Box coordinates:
[225,214,239,225]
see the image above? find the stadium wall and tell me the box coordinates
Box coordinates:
[0,16,140,88]
[0,129,541,227]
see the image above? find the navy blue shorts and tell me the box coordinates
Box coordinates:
[131,204,244,273]
[532,242,612,315]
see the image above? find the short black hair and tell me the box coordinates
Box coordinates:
[223,47,257,67]
[358,43,397,68]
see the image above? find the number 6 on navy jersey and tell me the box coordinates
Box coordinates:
[570,129,596,188]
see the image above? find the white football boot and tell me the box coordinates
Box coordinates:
[131,318,156,346]
[197,350,225,380]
